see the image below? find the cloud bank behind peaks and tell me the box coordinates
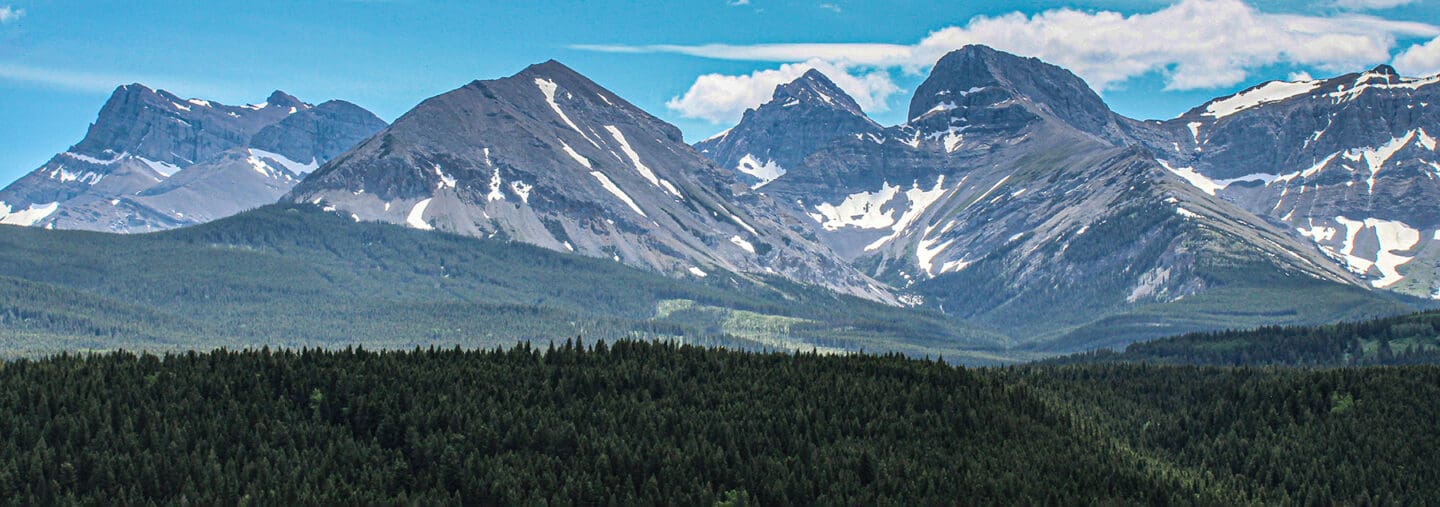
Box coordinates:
[578,0,1439,125]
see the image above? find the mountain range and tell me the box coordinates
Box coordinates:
[0,85,386,232]
[1,45,1436,355]
[697,46,1417,348]
[286,61,891,302]
[1133,65,1440,298]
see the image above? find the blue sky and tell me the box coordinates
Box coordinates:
[1,0,1438,183]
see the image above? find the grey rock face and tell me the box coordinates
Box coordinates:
[1134,65,1440,296]
[699,45,1359,337]
[908,45,1131,145]
[695,69,882,189]
[0,85,385,232]
[288,61,893,302]
[251,100,389,166]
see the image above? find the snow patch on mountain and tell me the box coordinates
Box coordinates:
[1203,80,1322,119]
[510,180,533,204]
[61,151,125,165]
[1272,153,1340,184]
[1341,130,1418,191]
[535,78,599,148]
[1160,160,1284,195]
[589,171,647,217]
[559,141,593,168]
[0,201,59,226]
[867,177,949,253]
[811,184,904,231]
[735,154,786,189]
[487,167,506,202]
[1332,216,1420,288]
[915,234,957,276]
[48,167,104,185]
[250,148,319,175]
[137,157,182,178]
[1326,73,1440,103]
[406,199,434,230]
[729,235,756,253]
[604,125,680,198]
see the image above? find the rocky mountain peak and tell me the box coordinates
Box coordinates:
[771,69,867,117]
[1370,64,1400,78]
[263,90,308,111]
[694,70,882,189]
[1,83,385,233]
[289,61,893,302]
[908,45,1120,142]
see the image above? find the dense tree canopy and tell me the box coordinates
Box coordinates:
[1058,310,1440,366]
[0,342,1436,504]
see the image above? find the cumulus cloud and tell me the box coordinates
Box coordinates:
[906,1,1435,91]
[666,59,899,124]
[1394,36,1440,76]
[0,5,23,23]
[578,0,1438,123]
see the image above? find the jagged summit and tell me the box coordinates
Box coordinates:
[517,59,584,79]
[771,69,868,117]
[261,90,307,110]
[907,45,1125,143]
[0,84,385,232]
[694,70,881,189]
[1370,64,1400,78]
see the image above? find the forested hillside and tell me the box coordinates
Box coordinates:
[0,205,1007,362]
[1056,310,1440,366]
[0,343,1435,504]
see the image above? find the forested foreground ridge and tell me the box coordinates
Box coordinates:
[1057,309,1440,366]
[2,343,1437,504]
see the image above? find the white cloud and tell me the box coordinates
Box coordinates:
[727,0,749,5]
[0,5,23,23]
[1333,0,1417,10]
[665,59,899,124]
[0,62,223,97]
[1288,70,1314,81]
[819,3,841,13]
[0,63,131,92]
[1394,36,1440,76]
[580,0,1439,111]
[571,43,912,66]
[910,2,1435,91]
